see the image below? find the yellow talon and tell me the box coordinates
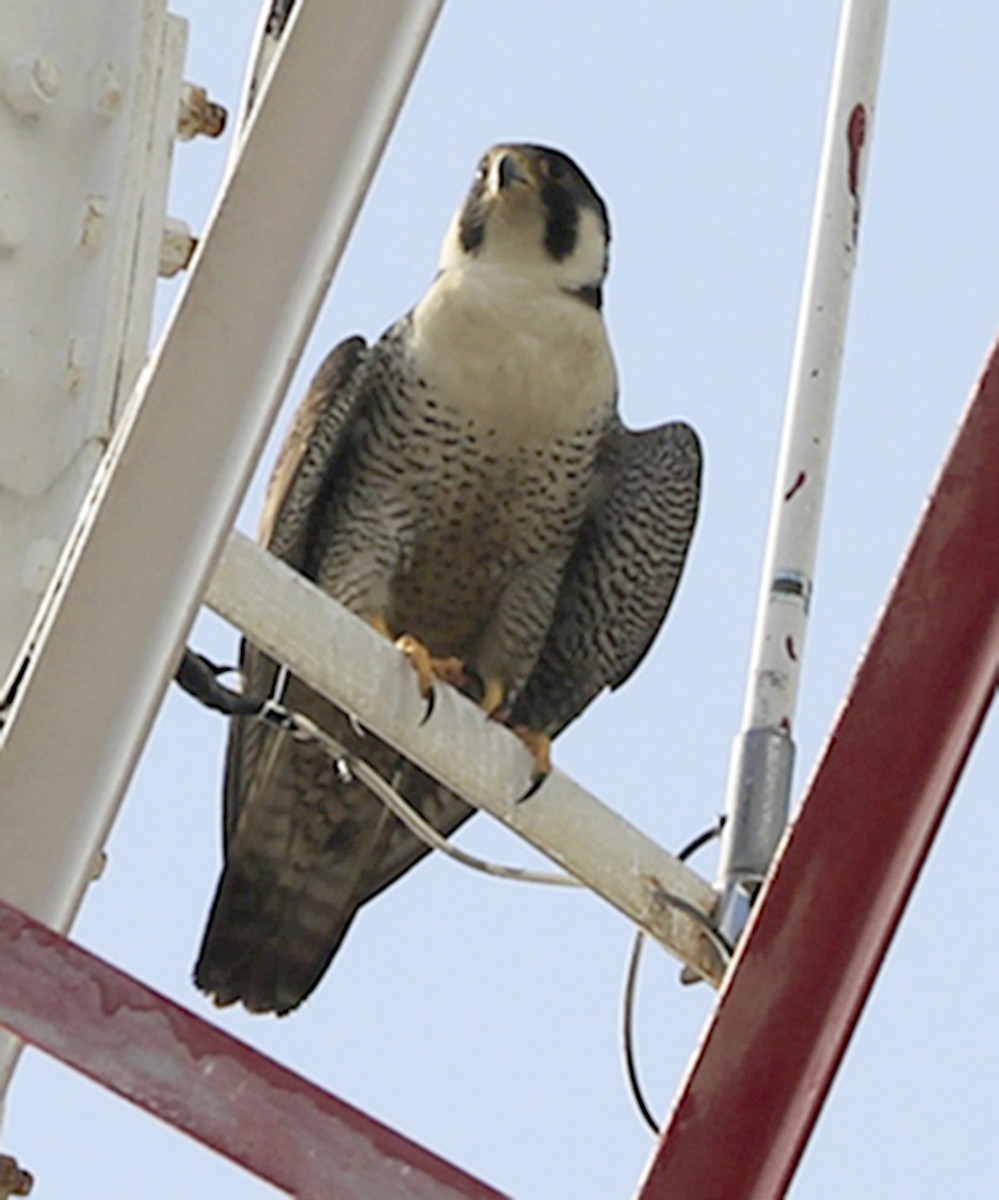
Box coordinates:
[365,613,394,640]
[395,634,466,697]
[480,677,506,716]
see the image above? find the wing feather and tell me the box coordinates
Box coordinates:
[223,336,367,846]
[510,418,702,736]
[259,335,367,565]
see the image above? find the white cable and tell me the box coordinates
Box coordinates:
[257,702,584,888]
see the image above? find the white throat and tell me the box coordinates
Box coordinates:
[409,256,617,449]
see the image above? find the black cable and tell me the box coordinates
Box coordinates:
[173,648,262,716]
[621,817,726,1135]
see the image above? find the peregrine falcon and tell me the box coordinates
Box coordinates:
[194,144,702,1014]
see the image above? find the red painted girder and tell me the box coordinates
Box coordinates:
[638,336,999,1200]
[0,901,507,1200]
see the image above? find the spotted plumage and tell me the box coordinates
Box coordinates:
[194,144,701,1014]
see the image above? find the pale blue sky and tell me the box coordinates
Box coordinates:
[8,4,999,1196]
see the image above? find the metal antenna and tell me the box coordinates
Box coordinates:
[715,0,891,945]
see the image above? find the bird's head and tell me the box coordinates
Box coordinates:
[438,144,611,308]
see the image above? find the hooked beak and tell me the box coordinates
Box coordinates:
[490,150,532,194]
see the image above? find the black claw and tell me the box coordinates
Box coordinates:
[175,648,263,717]
[419,686,436,725]
[516,771,549,804]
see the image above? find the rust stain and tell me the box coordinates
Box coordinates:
[847,103,867,245]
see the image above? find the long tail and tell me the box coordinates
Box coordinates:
[194,702,474,1015]
[194,734,389,1013]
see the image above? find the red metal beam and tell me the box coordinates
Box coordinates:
[638,336,999,1200]
[0,901,507,1200]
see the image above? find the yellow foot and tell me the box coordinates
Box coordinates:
[479,676,507,716]
[394,634,466,697]
[509,725,552,778]
[366,613,394,640]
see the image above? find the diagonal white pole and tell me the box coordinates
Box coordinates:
[0,0,442,1095]
[715,0,890,941]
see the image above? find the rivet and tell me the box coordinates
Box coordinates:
[176,82,227,140]
[0,55,60,118]
[90,849,108,882]
[159,217,198,277]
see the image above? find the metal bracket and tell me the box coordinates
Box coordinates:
[715,727,794,946]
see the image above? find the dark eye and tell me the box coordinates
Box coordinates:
[546,157,566,181]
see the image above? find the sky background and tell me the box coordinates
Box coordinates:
[7,2,999,1197]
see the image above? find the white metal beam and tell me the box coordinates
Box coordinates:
[205,533,724,986]
[0,0,441,984]
[0,0,185,679]
[0,0,188,1112]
